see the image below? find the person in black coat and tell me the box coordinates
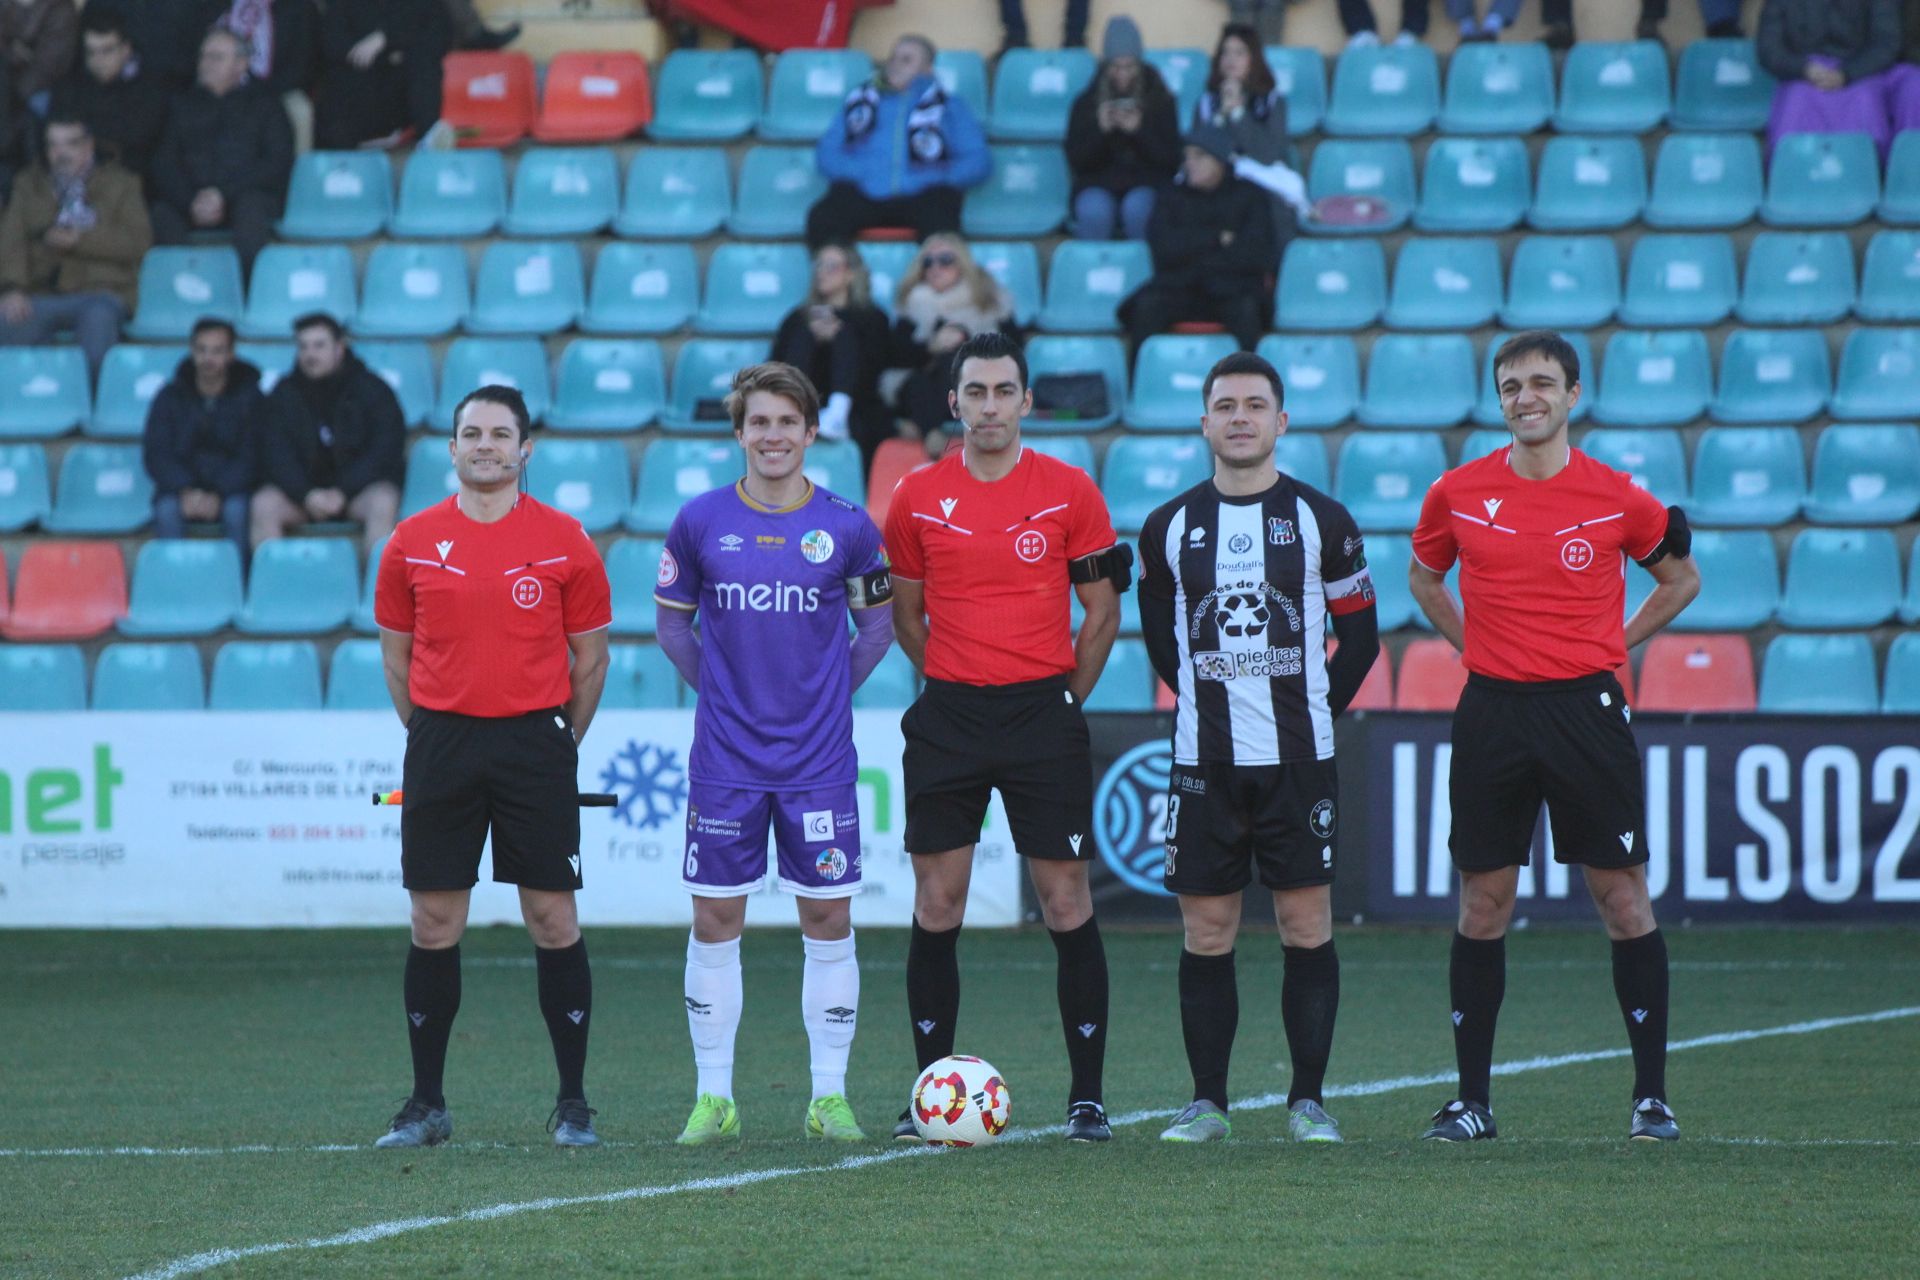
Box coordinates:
[769,242,896,472]
[112,0,316,93]
[1065,16,1180,240]
[48,7,170,182]
[144,317,262,560]
[316,0,449,149]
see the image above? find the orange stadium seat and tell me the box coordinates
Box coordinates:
[441,52,536,148]
[867,438,930,528]
[534,51,653,142]
[1394,638,1467,711]
[1636,634,1756,712]
[0,541,127,640]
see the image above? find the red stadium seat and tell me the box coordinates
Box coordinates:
[1154,677,1176,710]
[441,52,536,148]
[0,552,9,624]
[1636,634,1756,712]
[533,51,652,142]
[857,227,919,242]
[1330,640,1394,711]
[1171,321,1227,335]
[1395,637,1467,710]
[868,438,930,528]
[0,541,126,640]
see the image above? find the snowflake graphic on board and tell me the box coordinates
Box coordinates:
[599,741,688,831]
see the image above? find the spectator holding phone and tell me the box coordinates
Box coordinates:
[1065,17,1180,242]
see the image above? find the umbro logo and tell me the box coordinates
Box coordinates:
[1451,1010,1464,1027]
[409,1011,426,1027]
[434,539,454,561]
[1618,832,1634,851]
[1076,1023,1098,1039]
[1189,528,1207,545]
[685,997,711,1013]
[568,854,582,877]
[939,498,957,519]
[1631,1008,1649,1024]
[1068,833,1083,856]
[1483,498,1503,520]
[916,1019,936,1034]
[567,1010,585,1025]
[826,1007,856,1018]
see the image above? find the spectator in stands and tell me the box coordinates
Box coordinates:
[999,0,1088,53]
[118,0,316,99]
[885,233,1018,458]
[441,0,519,52]
[144,316,262,561]
[315,0,449,150]
[0,115,150,376]
[1340,0,1430,47]
[1639,0,1746,40]
[1757,0,1903,158]
[1883,0,1920,134]
[770,241,896,470]
[1121,124,1277,355]
[1193,24,1306,244]
[0,0,77,119]
[49,8,170,182]
[1065,17,1180,242]
[806,35,990,250]
[253,312,403,554]
[149,27,292,280]
[0,58,19,201]
[1225,0,1288,44]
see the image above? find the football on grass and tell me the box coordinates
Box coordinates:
[910,1055,1011,1147]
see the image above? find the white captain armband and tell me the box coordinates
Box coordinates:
[1635,505,1693,568]
[1069,543,1134,591]
[846,565,894,608]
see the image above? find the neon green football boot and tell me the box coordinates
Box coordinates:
[675,1093,740,1145]
[805,1094,867,1141]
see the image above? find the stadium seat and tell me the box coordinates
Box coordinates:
[236,342,292,394]
[963,144,1070,238]
[466,241,585,335]
[1635,634,1756,711]
[602,643,683,709]
[1083,639,1156,712]
[1671,39,1776,132]
[390,149,506,238]
[1359,334,1474,427]
[1735,232,1855,326]
[44,443,150,534]
[1460,428,1512,462]
[209,640,324,711]
[728,146,828,239]
[696,243,809,335]
[605,536,665,636]
[1761,132,1880,227]
[795,438,863,502]
[1413,137,1530,232]
[583,242,698,335]
[0,643,85,709]
[93,642,205,710]
[1126,334,1237,429]
[1102,436,1212,530]
[126,247,244,340]
[1145,48,1209,123]
[1501,236,1620,329]
[1355,535,1415,630]
[277,151,392,239]
[1026,335,1126,431]
[1778,528,1901,629]
[89,344,182,438]
[613,146,730,238]
[533,50,652,143]
[1336,432,1447,531]
[548,339,665,431]
[1553,40,1670,133]
[1255,335,1358,429]
[1025,434,1096,473]
[867,437,929,528]
[1529,136,1646,230]
[1643,132,1764,229]
[1305,138,1416,233]
[434,337,551,428]
[120,539,243,636]
[322,639,387,710]
[1677,530,1778,629]
[854,646,919,710]
[349,535,385,632]
[237,538,359,634]
[353,243,469,339]
[1618,233,1738,328]
[1688,427,1805,526]
[440,51,534,146]
[1881,131,1920,225]
[526,439,630,533]
[971,241,1043,328]
[1856,231,1920,321]
[240,245,356,339]
[1385,237,1501,330]
[1471,330,1595,428]
[1759,634,1878,714]
[0,346,89,437]
[1438,41,1553,134]
[859,241,917,318]
[760,48,872,140]
[400,435,457,518]
[1274,434,1331,491]
[0,540,125,639]
[1266,45,1328,134]
[356,341,435,428]
[502,147,619,237]
[931,50,989,119]
[1710,328,1830,424]
[1806,423,1920,524]
[661,338,766,432]
[0,442,49,531]
[1903,545,1920,624]
[1395,637,1467,710]
[629,438,743,533]
[1039,239,1150,332]
[1593,330,1713,427]
[650,49,763,140]
[1883,633,1920,713]
[989,48,1096,140]
[1324,43,1439,136]
[1578,428,1688,506]
[1275,239,1386,332]
[1829,329,1920,421]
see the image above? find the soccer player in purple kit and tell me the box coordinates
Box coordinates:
[654,362,896,1144]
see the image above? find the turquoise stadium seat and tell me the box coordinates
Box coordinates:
[1256,335,1358,429]
[325,639,389,710]
[126,247,243,340]
[854,646,919,710]
[614,147,730,238]
[1305,138,1416,232]
[1529,136,1645,230]
[628,437,742,533]
[1907,545,1920,624]
[0,346,89,437]
[1071,568,1143,635]
[1102,436,1213,530]
[1618,233,1738,327]
[934,51,990,119]
[1830,328,1920,421]
[1439,41,1553,134]
[527,439,630,533]
[45,442,150,533]
[649,49,763,140]
[1126,334,1236,429]
[121,539,243,636]
[1145,48,1209,123]
[1689,427,1805,526]
[1359,334,1474,427]
[351,535,385,632]
[1672,39,1775,132]
[238,538,358,634]
[1265,46,1328,134]
[1336,432,1446,531]
[1414,136,1529,232]
[1779,528,1901,628]
[989,48,1095,140]
[1593,330,1712,427]
[1357,535,1416,629]
[1761,132,1880,227]
[1502,236,1619,329]
[1882,131,1920,224]
[1385,236,1501,329]
[90,345,182,438]
[210,640,323,710]
[241,245,356,339]
[859,241,917,318]
[0,442,49,530]
[354,243,470,339]
[356,341,435,427]
[236,342,292,394]
[1473,330,1595,427]
[1460,428,1512,462]
[1323,43,1439,136]
[1857,231,1920,321]
[1644,132,1763,229]
[800,438,865,502]
[1553,40,1670,133]
[697,243,809,334]
[1579,428,1688,506]
[760,49,873,140]
[1039,239,1150,332]
[502,147,618,237]
[1275,239,1386,330]
[1026,335,1126,431]
[728,146,827,238]
[963,144,1070,238]
[1678,530,1778,629]
[1736,232,1855,325]
[1806,423,1920,524]
[278,151,392,239]
[1084,638,1156,712]
[1710,328,1830,424]
[93,642,204,710]
[661,338,765,431]
[583,242,698,334]
[1026,435,1095,473]
[1275,434,1331,491]
[1883,634,1920,713]
[606,536,664,636]
[603,644,683,709]
[0,644,85,710]
[972,241,1043,328]
[466,241,585,335]
[401,436,458,517]
[1759,634,1878,714]
[435,337,551,428]
[549,339,665,431]
[390,149,506,238]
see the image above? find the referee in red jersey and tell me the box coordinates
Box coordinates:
[370,385,613,1149]
[884,331,1130,1143]
[1408,331,1700,1144]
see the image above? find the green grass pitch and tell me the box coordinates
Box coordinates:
[3,925,1917,1278]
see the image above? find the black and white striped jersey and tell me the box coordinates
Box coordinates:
[1138,476,1375,766]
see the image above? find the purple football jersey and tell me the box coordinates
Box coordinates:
[655,481,891,789]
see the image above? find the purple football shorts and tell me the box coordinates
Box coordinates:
[682,781,863,899]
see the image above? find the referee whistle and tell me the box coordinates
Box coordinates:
[372,790,618,807]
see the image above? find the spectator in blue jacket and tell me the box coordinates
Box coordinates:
[143,316,262,561]
[805,34,990,250]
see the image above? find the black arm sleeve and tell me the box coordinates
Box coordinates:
[1136,513,1182,691]
[1325,605,1380,719]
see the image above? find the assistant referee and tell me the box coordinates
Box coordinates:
[370,385,612,1149]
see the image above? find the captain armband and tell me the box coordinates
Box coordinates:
[846,566,894,609]
[1069,542,1135,592]
[1635,505,1693,568]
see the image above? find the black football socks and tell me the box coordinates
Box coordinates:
[535,937,593,1101]
[1282,940,1340,1106]
[1612,927,1670,1100]
[906,918,961,1068]
[1049,916,1109,1105]
[1178,948,1238,1107]
[1450,932,1506,1107]
[403,942,461,1109]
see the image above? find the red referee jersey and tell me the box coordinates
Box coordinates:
[375,495,612,716]
[1411,446,1667,683]
[884,446,1116,686]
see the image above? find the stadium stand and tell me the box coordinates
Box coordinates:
[1305,138,1416,232]
[278,152,394,241]
[1758,634,1879,715]
[1618,233,1737,326]
[0,347,91,438]
[237,539,360,635]
[1255,335,1359,429]
[1669,38,1774,132]
[355,244,471,339]
[1643,132,1763,229]
[1439,42,1554,135]
[121,541,245,638]
[1126,334,1237,429]
[1336,432,1447,530]
[615,147,732,238]
[1579,428,1689,505]
[439,51,538,149]
[1735,232,1855,326]
[1275,238,1388,331]
[126,248,245,341]
[0,444,51,532]
[1760,132,1880,228]
[90,345,182,438]
[649,49,763,141]
[1395,637,1467,710]
[532,51,654,144]
[325,639,392,711]
[92,642,206,711]
[1710,328,1831,424]
[0,644,87,711]
[606,537,665,636]
[602,643,682,709]
[1414,137,1531,233]
[549,339,667,431]
[728,147,828,239]
[1264,45,1327,134]
[1025,336,1127,431]
[1384,237,1502,330]
[2,542,126,640]
[242,246,358,338]
[1805,425,1920,525]
[1829,331,1920,421]
[1501,236,1620,329]
[209,640,325,711]
[467,241,587,335]
[1529,135,1647,230]
[503,148,621,237]
[760,49,876,141]
[1635,634,1756,712]
[1324,43,1439,136]
[1553,40,1671,134]
[1359,334,1475,427]
[1689,426,1806,526]
[1883,634,1920,714]
[854,646,920,710]
[45,444,151,534]
[390,150,508,238]
[988,49,1096,140]
[1101,435,1212,530]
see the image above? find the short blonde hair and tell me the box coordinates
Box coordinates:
[896,232,1002,314]
[725,361,821,432]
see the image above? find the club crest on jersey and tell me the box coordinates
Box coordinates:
[656,548,679,587]
[1014,529,1047,562]
[815,848,848,881]
[1267,518,1296,546]
[1227,532,1254,554]
[511,576,543,609]
[1310,799,1336,839]
[1483,498,1504,520]
[1561,537,1594,571]
[801,529,835,564]
[1188,527,1207,546]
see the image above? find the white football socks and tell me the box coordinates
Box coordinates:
[685,933,742,1099]
[801,929,859,1100]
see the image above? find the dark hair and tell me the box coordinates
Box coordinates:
[1202,351,1285,408]
[451,385,533,443]
[726,361,821,431]
[949,330,1027,391]
[1206,23,1276,101]
[291,311,344,341]
[80,7,133,42]
[1493,330,1581,388]
[190,316,236,344]
[42,114,91,147]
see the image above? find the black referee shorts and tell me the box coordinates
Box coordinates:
[401,706,583,893]
[1448,671,1647,873]
[1163,759,1340,897]
[902,675,1093,862]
